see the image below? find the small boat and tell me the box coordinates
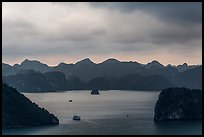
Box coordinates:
[73,115,81,121]
[91,89,100,95]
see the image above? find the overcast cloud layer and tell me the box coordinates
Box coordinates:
[2,2,202,66]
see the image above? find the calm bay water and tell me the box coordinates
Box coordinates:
[2,90,202,135]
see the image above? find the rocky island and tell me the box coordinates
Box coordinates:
[2,84,59,129]
[154,87,202,121]
[91,89,100,95]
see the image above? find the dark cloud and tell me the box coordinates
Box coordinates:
[2,2,202,65]
[90,2,202,24]
[149,24,202,45]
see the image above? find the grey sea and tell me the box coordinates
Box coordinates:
[2,90,202,135]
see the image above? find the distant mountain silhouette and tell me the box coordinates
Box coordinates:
[17,59,51,72]
[145,60,164,69]
[111,74,173,91]
[73,58,97,82]
[2,63,19,76]
[86,77,110,90]
[101,58,121,64]
[3,70,70,92]
[175,66,202,89]
[133,75,173,91]
[75,58,95,66]
[52,63,74,78]
[112,73,143,90]
[2,84,59,129]
[2,58,202,91]
[176,63,188,72]
[176,63,199,72]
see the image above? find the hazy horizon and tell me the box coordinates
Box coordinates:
[2,57,202,67]
[2,2,202,66]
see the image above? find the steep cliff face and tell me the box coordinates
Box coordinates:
[154,87,202,121]
[2,84,59,129]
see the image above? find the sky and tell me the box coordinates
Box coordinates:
[2,2,202,66]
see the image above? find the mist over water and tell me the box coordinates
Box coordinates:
[2,90,202,135]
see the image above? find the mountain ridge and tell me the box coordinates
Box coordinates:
[3,58,202,67]
[2,58,202,91]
